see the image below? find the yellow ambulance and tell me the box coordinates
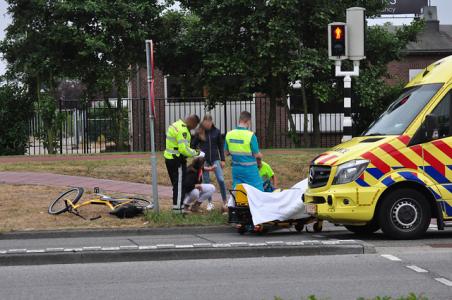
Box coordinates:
[304,56,452,239]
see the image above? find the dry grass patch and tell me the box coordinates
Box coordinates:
[0,184,167,232]
[0,184,230,232]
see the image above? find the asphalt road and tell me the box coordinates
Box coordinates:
[2,224,452,299]
[1,249,451,300]
[3,223,452,252]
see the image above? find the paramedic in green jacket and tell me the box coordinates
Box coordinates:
[225,111,263,193]
[164,115,201,212]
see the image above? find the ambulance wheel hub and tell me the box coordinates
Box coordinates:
[391,199,419,229]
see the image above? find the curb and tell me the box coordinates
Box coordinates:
[0,226,232,240]
[0,240,373,266]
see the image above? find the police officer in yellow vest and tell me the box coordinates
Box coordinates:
[164,115,202,212]
[225,111,264,192]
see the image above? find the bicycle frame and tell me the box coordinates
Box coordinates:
[64,195,135,212]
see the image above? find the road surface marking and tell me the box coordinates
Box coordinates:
[381,254,402,261]
[435,278,452,287]
[175,245,194,249]
[82,247,102,251]
[26,249,45,253]
[406,265,428,273]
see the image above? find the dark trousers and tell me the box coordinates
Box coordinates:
[165,157,187,210]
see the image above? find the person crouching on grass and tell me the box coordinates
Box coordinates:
[257,157,278,192]
[182,157,216,213]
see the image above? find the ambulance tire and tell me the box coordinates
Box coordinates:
[313,222,323,233]
[379,189,431,240]
[345,221,380,235]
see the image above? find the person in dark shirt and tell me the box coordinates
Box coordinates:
[182,157,216,213]
[192,114,227,212]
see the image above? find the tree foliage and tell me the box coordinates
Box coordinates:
[170,0,422,145]
[1,0,164,152]
[0,84,33,155]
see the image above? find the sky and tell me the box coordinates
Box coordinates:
[0,0,451,75]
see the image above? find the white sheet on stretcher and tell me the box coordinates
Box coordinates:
[241,179,309,225]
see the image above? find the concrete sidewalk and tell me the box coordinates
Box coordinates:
[0,171,222,200]
[0,227,374,266]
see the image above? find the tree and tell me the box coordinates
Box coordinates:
[156,11,204,97]
[175,0,422,147]
[0,83,33,155]
[1,0,164,152]
[66,1,163,150]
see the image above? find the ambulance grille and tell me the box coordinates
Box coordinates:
[308,165,331,188]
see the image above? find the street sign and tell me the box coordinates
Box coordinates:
[382,0,428,15]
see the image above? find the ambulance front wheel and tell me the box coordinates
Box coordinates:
[379,188,431,240]
[313,222,323,233]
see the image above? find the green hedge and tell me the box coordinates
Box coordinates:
[0,84,33,155]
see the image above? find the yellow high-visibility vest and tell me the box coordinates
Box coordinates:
[164,119,198,160]
[225,129,256,166]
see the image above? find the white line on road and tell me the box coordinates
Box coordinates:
[381,254,402,261]
[435,278,452,287]
[406,265,428,273]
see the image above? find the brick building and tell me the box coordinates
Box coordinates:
[387,6,452,85]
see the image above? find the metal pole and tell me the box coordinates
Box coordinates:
[146,40,159,213]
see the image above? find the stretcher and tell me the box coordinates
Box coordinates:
[228,184,323,234]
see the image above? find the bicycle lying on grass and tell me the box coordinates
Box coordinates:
[48,187,153,219]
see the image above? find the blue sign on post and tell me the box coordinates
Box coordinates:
[382,0,428,14]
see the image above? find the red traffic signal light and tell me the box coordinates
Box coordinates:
[334,26,344,41]
[328,23,347,59]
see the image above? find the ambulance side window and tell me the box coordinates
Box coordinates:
[429,91,451,140]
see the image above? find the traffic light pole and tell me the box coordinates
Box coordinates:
[335,60,360,142]
[328,7,366,142]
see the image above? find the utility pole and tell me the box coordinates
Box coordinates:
[145,40,159,213]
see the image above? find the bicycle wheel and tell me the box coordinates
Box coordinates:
[129,198,153,210]
[48,187,84,215]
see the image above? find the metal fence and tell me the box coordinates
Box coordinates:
[26,97,343,155]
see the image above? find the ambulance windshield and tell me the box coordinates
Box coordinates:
[364,83,443,136]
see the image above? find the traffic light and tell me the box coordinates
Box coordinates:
[328,22,348,60]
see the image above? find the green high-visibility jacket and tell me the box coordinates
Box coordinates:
[164,119,198,160]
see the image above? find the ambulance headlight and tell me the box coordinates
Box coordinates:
[333,160,369,185]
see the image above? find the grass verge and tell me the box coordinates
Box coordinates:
[275,293,428,300]
[145,210,228,227]
[0,149,324,188]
